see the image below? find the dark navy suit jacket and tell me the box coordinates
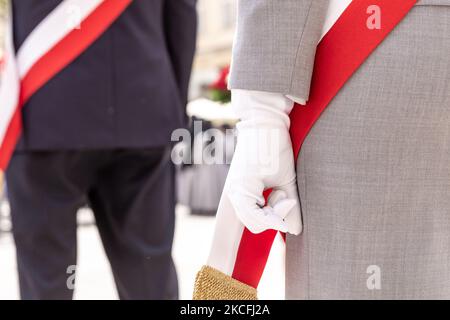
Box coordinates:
[12,0,197,150]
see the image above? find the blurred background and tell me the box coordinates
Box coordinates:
[0,0,284,300]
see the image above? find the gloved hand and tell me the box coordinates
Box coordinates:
[224,90,303,235]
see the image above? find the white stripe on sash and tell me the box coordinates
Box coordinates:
[17,0,104,78]
[207,187,245,275]
[0,0,106,163]
[321,0,353,40]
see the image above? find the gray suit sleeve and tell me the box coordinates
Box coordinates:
[229,0,329,101]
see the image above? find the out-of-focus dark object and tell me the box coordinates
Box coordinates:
[188,125,231,216]
[176,120,236,217]
[176,71,237,215]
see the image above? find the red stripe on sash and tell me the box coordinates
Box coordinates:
[0,0,132,170]
[0,109,21,170]
[232,189,276,288]
[232,229,278,288]
[231,0,418,289]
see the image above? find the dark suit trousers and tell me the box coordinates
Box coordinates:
[5,147,178,300]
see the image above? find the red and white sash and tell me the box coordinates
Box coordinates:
[206,0,418,296]
[0,0,132,170]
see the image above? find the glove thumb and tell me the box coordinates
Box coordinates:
[271,184,303,235]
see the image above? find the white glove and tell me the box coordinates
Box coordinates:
[224,90,303,235]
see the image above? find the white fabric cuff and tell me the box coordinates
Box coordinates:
[232,89,305,128]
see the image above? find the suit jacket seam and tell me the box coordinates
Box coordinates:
[287,0,314,95]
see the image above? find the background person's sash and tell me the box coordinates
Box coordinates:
[194,0,418,300]
[0,0,132,170]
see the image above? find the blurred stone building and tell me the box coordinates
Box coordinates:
[0,0,6,60]
[190,0,237,99]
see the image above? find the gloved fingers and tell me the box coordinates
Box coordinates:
[271,198,297,220]
[273,183,303,235]
[227,191,289,234]
[267,189,296,220]
[267,189,287,207]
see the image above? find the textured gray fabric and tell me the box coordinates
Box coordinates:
[229,0,450,101]
[229,0,329,101]
[417,0,450,5]
[287,5,450,299]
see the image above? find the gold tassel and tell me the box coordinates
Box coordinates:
[0,171,4,199]
[193,265,257,300]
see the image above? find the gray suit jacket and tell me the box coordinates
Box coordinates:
[286,2,450,299]
[229,0,329,101]
[229,0,449,102]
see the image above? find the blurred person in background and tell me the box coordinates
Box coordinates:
[5,0,197,300]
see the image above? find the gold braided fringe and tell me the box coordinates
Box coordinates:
[193,265,257,300]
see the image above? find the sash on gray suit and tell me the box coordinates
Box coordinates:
[287,4,450,299]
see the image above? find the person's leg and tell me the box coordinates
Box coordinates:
[88,147,178,300]
[6,151,96,299]
[287,5,450,299]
